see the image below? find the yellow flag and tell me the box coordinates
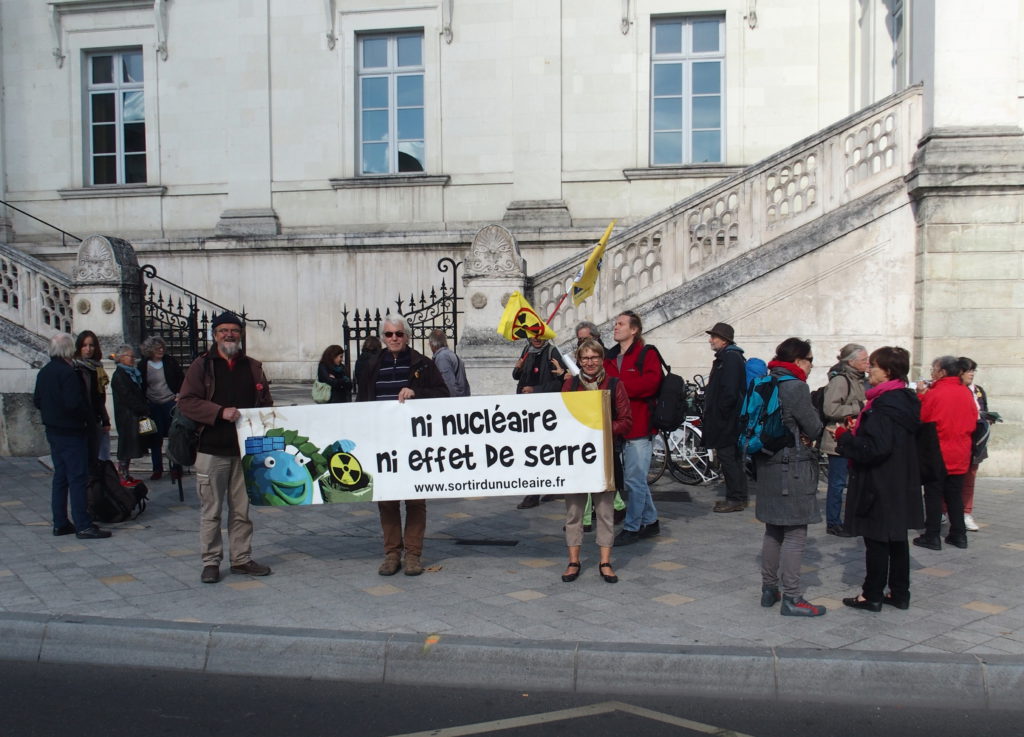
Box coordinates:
[496,291,556,342]
[571,219,616,306]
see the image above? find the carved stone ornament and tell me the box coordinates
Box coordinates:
[470,292,487,309]
[102,298,116,314]
[464,224,524,277]
[76,299,91,315]
[74,236,118,282]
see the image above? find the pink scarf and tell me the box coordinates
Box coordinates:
[851,379,905,434]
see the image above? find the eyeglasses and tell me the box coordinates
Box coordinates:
[579,356,603,363]
[216,328,241,335]
[383,331,405,338]
[804,356,814,364]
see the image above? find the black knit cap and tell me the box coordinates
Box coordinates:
[211,311,242,330]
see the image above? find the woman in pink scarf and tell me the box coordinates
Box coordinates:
[835,347,924,611]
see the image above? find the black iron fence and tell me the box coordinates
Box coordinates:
[139,264,267,368]
[343,256,461,376]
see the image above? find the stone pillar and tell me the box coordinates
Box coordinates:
[72,235,143,352]
[459,225,529,396]
[906,3,1024,476]
[501,1,569,228]
[215,0,279,236]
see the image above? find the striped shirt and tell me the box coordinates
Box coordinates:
[373,349,412,401]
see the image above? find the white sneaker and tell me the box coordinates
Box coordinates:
[964,513,979,532]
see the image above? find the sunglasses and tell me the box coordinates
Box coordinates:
[383,331,405,338]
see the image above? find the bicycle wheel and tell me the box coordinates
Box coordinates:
[668,425,716,485]
[648,432,667,484]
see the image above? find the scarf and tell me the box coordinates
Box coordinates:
[766,360,807,382]
[117,364,142,386]
[851,378,906,434]
[526,342,547,356]
[579,367,606,390]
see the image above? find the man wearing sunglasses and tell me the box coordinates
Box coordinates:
[357,317,450,576]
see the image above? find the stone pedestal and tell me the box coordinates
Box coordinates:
[458,224,529,396]
[907,127,1024,476]
[72,235,143,352]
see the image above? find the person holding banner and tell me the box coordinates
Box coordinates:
[358,317,450,576]
[514,336,568,509]
[561,338,632,584]
[178,311,274,584]
[605,310,663,546]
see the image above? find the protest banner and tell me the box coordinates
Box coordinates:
[234,391,613,506]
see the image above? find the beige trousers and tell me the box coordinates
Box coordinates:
[195,452,254,567]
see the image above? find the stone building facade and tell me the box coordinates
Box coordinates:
[1,1,1021,473]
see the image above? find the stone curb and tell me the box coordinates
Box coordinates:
[2,612,1022,709]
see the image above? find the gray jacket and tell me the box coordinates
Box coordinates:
[433,346,471,397]
[819,361,867,455]
[754,367,824,527]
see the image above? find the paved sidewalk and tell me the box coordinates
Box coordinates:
[2,386,1022,706]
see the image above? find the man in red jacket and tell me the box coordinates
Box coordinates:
[913,355,978,551]
[605,310,663,546]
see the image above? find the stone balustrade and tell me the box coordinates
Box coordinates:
[0,243,73,338]
[529,85,924,336]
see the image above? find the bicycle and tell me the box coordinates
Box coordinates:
[647,375,719,486]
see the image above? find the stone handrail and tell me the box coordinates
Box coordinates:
[0,243,73,337]
[530,85,924,336]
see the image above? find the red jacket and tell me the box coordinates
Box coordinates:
[919,376,978,475]
[561,374,633,438]
[604,340,662,440]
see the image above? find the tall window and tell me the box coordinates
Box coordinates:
[650,16,724,165]
[87,49,146,185]
[358,32,425,175]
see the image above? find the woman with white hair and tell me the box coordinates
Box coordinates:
[820,343,869,536]
[110,344,151,481]
[139,336,184,481]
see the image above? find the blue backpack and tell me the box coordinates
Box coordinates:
[738,374,796,456]
[744,357,767,392]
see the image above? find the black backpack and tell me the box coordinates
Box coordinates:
[167,405,200,467]
[637,345,688,432]
[87,460,148,523]
[810,372,851,424]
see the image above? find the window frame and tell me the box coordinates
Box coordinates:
[84,47,147,186]
[356,30,426,176]
[649,15,726,167]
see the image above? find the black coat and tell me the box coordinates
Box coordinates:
[34,358,92,435]
[513,343,566,394]
[318,361,353,403]
[111,367,151,461]
[837,387,924,541]
[701,344,746,448]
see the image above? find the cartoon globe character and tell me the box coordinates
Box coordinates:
[242,436,314,506]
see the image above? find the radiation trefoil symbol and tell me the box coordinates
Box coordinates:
[512,308,545,340]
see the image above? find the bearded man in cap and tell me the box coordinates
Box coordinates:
[178,311,274,584]
[702,322,749,513]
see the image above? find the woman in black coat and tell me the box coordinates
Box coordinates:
[837,346,924,612]
[317,344,353,403]
[110,344,151,480]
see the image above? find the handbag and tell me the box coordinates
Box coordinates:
[137,417,157,436]
[312,380,332,404]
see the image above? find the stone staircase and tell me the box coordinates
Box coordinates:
[529,85,924,342]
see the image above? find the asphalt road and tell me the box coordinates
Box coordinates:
[2,661,1020,737]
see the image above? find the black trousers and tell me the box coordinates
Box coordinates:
[924,474,965,538]
[863,537,910,602]
[715,443,748,503]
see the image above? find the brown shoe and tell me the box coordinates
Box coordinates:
[378,555,401,576]
[230,560,272,576]
[713,500,747,513]
[201,565,220,584]
[404,554,424,576]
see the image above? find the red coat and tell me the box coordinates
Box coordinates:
[561,374,633,438]
[919,376,978,475]
[604,340,662,440]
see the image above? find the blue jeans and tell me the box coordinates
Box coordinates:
[826,454,848,527]
[46,430,93,531]
[621,436,657,531]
